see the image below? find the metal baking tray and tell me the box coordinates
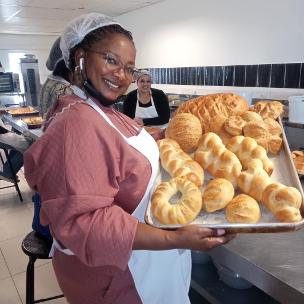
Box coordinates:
[145,118,304,233]
[6,106,39,117]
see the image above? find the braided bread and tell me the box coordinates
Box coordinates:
[226,136,274,175]
[262,183,302,222]
[151,177,202,224]
[157,138,204,186]
[237,159,271,201]
[194,132,242,187]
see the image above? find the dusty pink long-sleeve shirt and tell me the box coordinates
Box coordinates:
[24,94,151,303]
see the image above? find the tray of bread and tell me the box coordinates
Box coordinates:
[145,94,304,233]
[6,106,39,116]
[22,116,43,129]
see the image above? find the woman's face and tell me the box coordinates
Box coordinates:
[137,75,152,93]
[83,33,136,101]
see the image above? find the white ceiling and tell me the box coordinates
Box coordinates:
[0,0,164,35]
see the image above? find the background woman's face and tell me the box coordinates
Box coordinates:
[137,75,152,93]
[85,33,136,101]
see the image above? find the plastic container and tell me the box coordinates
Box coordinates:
[288,96,304,123]
[213,261,252,290]
[191,251,211,264]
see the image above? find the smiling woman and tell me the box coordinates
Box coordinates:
[24,12,233,304]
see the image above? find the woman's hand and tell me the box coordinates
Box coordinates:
[171,225,235,251]
[134,117,144,126]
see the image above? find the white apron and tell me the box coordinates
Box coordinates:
[135,93,158,119]
[50,87,191,304]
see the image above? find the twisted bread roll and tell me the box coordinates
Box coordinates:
[194,132,242,187]
[226,136,274,175]
[157,138,204,186]
[225,194,261,223]
[252,101,284,120]
[262,183,302,222]
[203,178,235,212]
[151,177,202,224]
[237,159,271,201]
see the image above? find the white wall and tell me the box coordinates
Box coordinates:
[117,0,304,68]
[0,34,58,83]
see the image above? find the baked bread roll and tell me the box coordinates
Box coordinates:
[151,177,202,225]
[263,118,282,136]
[224,115,246,136]
[226,136,274,175]
[194,132,242,187]
[268,135,282,155]
[243,121,270,151]
[203,178,235,212]
[158,138,204,186]
[225,194,261,223]
[237,159,271,201]
[241,111,263,122]
[262,183,302,222]
[165,113,202,152]
[291,151,304,175]
[174,93,249,134]
[218,127,233,145]
[252,101,284,120]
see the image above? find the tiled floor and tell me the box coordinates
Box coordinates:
[0,170,68,303]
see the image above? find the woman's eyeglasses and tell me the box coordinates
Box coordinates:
[85,49,140,81]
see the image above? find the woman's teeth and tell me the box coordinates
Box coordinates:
[105,80,119,89]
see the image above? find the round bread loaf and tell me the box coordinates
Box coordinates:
[151,177,202,225]
[203,178,235,212]
[225,194,261,223]
[165,113,202,152]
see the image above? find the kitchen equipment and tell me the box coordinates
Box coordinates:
[288,96,304,123]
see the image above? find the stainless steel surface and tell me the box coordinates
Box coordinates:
[1,114,42,140]
[210,231,304,303]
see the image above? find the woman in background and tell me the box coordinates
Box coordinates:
[123,70,170,126]
[39,37,73,117]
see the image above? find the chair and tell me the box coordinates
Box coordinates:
[21,231,64,304]
[0,141,23,202]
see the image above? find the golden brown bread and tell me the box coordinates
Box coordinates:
[202,178,235,212]
[243,121,270,151]
[263,118,282,136]
[262,183,302,222]
[224,115,246,136]
[241,111,263,122]
[291,150,304,175]
[237,159,271,201]
[151,177,202,225]
[267,135,282,155]
[157,138,204,186]
[252,101,284,119]
[225,194,261,223]
[174,93,249,134]
[194,132,242,187]
[165,113,202,152]
[226,136,274,175]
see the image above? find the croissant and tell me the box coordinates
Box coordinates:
[157,138,204,186]
[151,177,202,225]
[237,159,271,201]
[194,132,242,187]
[226,136,274,176]
[262,183,302,222]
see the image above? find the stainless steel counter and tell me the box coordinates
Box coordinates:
[209,230,304,303]
[1,114,42,140]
